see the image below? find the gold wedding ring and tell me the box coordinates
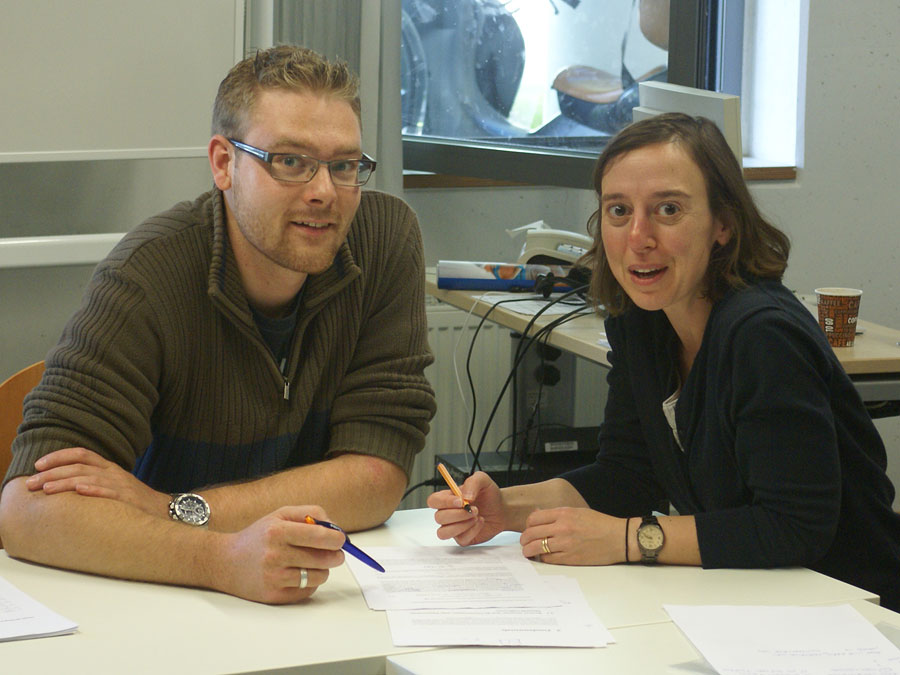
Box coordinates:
[541,537,551,555]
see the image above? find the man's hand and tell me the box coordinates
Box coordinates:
[212,505,346,604]
[25,447,169,518]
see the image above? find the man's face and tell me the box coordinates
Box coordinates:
[222,89,363,280]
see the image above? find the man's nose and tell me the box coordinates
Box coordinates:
[303,164,338,202]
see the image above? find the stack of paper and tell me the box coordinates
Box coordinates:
[347,545,612,648]
[1,575,77,642]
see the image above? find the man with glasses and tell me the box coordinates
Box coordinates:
[0,46,436,604]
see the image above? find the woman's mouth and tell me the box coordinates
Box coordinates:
[630,266,666,281]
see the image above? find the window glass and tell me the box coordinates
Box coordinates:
[401,0,670,157]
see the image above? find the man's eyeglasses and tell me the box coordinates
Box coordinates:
[228,139,376,187]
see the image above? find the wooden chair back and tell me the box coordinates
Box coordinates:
[0,361,45,547]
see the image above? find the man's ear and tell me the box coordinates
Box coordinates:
[209,135,234,191]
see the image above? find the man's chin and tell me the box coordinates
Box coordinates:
[278,253,339,276]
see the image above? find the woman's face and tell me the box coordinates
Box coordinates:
[599,142,730,328]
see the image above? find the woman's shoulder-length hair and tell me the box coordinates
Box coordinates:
[581,112,790,316]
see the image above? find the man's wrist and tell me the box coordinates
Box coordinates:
[168,493,211,527]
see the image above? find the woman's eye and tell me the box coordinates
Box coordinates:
[608,205,627,218]
[658,203,679,216]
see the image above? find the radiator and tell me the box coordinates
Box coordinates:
[400,299,513,509]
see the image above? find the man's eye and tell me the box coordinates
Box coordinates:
[331,160,353,172]
[281,156,301,169]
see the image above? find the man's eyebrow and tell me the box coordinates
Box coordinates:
[270,138,362,157]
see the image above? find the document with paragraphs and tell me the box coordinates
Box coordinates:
[347,546,611,647]
[347,545,559,611]
[386,576,613,647]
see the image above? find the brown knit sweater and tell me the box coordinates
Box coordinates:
[6,189,436,493]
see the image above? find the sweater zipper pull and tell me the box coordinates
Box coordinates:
[280,357,290,401]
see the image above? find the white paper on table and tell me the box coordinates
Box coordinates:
[386,575,613,648]
[665,604,900,675]
[0,575,78,642]
[346,546,560,610]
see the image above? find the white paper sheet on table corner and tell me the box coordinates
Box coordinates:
[0,575,78,642]
[386,575,613,648]
[345,545,561,611]
[664,603,900,675]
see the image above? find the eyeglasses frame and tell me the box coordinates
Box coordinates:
[227,138,377,186]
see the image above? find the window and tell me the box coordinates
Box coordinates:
[402,0,798,187]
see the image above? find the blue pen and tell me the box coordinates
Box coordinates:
[304,516,385,573]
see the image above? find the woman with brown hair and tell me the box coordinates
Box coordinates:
[429,113,900,610]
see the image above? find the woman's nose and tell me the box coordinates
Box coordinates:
[627,212,655,250]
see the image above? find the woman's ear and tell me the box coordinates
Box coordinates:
[714,219,732,247]
[208,135,234,191]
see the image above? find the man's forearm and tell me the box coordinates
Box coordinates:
[199,453,408,533]
[0,478,219,588]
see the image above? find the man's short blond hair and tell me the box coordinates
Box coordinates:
[211,45,361,138]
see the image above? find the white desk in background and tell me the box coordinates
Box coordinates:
[426,275,900,411]
[0,508,885,674]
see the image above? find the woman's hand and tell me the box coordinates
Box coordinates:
[520,506,627,566]
[427,471,506,546]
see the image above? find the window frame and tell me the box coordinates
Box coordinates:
[402,0,727,189]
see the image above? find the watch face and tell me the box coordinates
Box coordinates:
[638,524,664,550]
[174,494,209,526]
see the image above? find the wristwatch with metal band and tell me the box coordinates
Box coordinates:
[636,515,665,564]
[168,493,210,527]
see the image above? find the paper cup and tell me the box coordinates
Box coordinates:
[815,288,863,348]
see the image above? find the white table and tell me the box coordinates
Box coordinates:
[0,508,884,674]
[387,600,900,675]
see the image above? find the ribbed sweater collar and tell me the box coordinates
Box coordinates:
[205,189,361,325]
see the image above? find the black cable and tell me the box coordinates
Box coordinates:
[401,476,444,501]
[468,285,592,476]
[508,306,595,479]
[462,295,545,472]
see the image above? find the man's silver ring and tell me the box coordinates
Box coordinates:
[299,568,309,590]
[541,537,551,555]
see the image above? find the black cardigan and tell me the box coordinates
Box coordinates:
[561,279,900,609]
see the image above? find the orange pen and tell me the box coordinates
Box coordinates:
[436,462,472,513]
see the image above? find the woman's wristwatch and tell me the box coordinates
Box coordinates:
[636,515,665,564]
